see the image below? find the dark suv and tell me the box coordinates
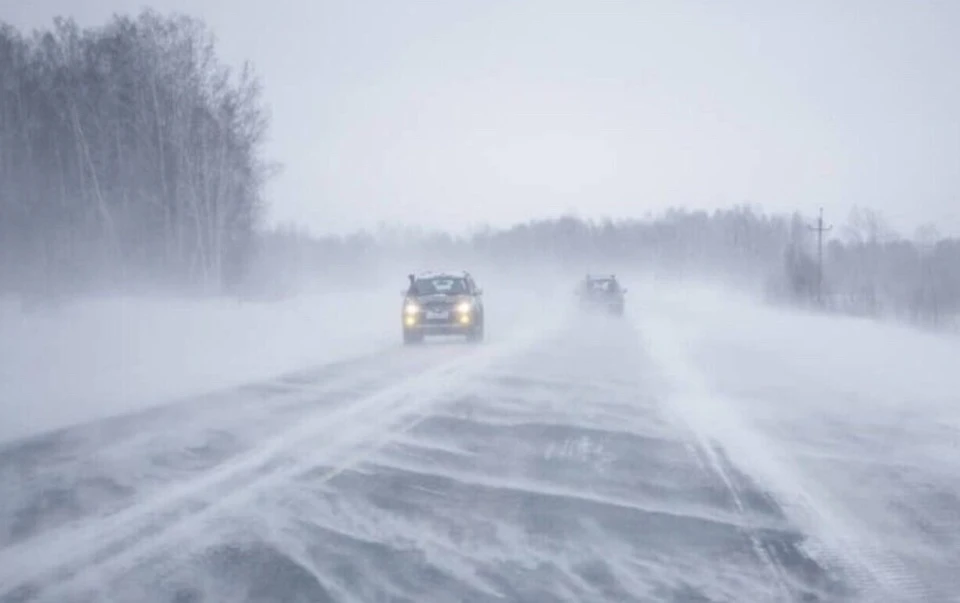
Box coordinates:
[577,274,626,316]
[401,271,485,344]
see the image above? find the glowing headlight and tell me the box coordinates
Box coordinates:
[456,302,472,313]
[404,303,419,315]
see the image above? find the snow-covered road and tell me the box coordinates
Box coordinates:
[1,283,957,602]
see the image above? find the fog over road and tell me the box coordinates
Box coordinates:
[1,283,957,603]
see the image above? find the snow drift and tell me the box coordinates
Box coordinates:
[631,278,960,601]
[0,290,399,444]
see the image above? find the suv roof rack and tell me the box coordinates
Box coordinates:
[415,270,469,279]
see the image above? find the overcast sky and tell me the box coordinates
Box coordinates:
[7,1,960,236]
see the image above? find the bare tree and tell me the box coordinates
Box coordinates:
[0,10,273,298]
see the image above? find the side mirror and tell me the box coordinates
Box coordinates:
[622,288,628,293]
[475,288,483,295]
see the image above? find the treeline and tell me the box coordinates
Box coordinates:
[253,206,790,287]
[0,11,271,298]
[814,209,960,328]
[254,206,960,330]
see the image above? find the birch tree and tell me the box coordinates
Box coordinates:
[0,10,272,297]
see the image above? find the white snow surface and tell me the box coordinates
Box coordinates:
[0,290,397,443]
[631,280,960,601]
[0,274,561,444]
[1,275,958,602]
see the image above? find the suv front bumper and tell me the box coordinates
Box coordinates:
[403,311,478,334]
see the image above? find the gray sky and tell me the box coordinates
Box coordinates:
[8,0,960,236]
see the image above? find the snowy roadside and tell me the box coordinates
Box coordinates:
[631,280,960,601]
[0,273,562,446]
[0,289,400,444]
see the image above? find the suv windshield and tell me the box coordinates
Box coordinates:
[586,279,619,293]
[412,277,468,296]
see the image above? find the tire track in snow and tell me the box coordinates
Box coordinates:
[281,315,816,603]
[0,344,468,553]
[0,325,552,602]
[634,312,933,603]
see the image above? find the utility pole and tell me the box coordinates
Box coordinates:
[808,207,832,305]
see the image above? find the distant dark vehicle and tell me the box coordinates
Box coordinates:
[401,271,485,344]
[577,274,626,316]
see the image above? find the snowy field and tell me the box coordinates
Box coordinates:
[0,290,397,444]
[1,277,958,602]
